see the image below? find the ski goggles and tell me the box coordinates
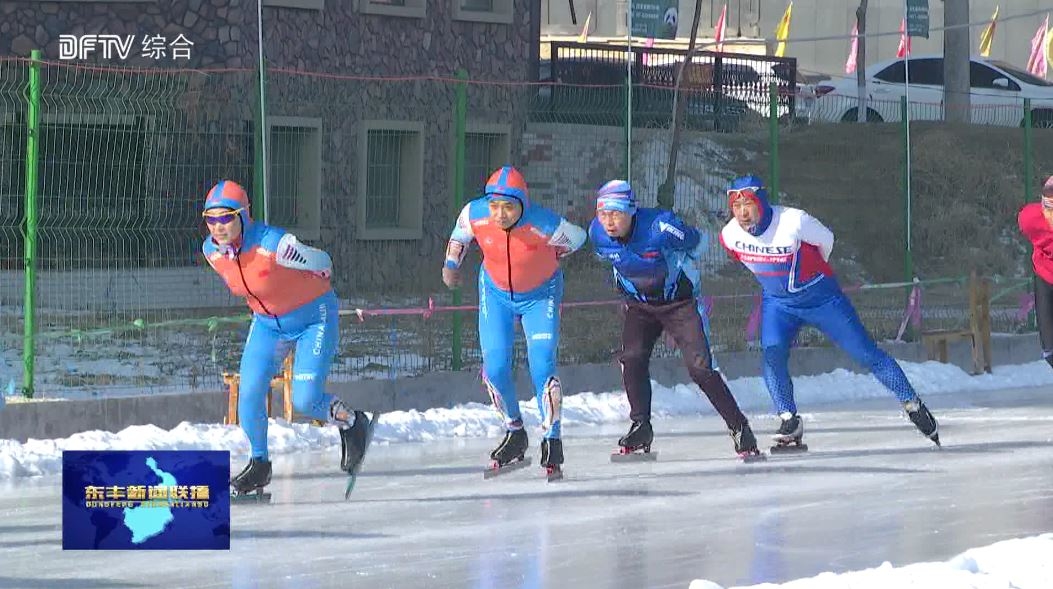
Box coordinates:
[202,208,244,225]
[727,187,762,200]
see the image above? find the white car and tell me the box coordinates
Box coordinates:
[810,55,1053,127]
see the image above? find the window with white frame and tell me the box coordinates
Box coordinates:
[452,0,513,23]
[358,0,426,19]
[357,121,424,240]
[462,124,511,200]
[268,117,322,240]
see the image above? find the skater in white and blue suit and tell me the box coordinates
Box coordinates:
[719,174,940,448]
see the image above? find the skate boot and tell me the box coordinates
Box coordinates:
[331,398,371,473]
[618,420,654,451]
[771,412,808,453]
[612,420,656,462]
[904,398,940,447]
[230,458,272,503]
[730,422,765,462]
[483,427,531,479]
[540,438,564,482]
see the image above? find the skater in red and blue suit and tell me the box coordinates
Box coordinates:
[201,180,373,496]
[442,166,586,477]
[1018,175,1053,371]
[719,174,940,449]
[588,180,761,460]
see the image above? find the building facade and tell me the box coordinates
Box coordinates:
[0,0,539,302]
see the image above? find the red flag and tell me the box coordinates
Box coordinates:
[714,4,727,52]
[896,18,911,58]
[845,21,859,74]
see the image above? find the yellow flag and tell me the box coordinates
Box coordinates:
[1046,25,1053,67]
[577,12,592,43]
[978,5,998,58]
[774,2,793,57]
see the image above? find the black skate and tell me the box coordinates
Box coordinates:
[904,398,941,447]
[731,423,766,463]
[343,411,381,500]
[540,438,564,482]
[483,428,531,479]
[611,420,657,463]
[339,410,375,473]
[770,413,808,454]
[230,458,272,504]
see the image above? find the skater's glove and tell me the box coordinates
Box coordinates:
[441,266,461,289]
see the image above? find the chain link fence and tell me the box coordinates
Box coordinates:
[0,49,1046,398]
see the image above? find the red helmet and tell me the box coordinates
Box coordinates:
[204,180,250,212]
[484,166,529,206]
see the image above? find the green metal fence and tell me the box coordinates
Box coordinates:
[0,54,1047,399]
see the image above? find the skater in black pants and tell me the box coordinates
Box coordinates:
[1019,176,1053,369]
[588,180,761,460]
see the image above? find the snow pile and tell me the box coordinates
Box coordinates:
[2,358,1053,480]
[689,533,1053,589]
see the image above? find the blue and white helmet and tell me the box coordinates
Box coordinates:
[595,180,637,215]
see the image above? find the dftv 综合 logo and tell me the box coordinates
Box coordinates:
[58,34,194,61]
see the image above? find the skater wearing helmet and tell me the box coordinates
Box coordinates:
[588,180,762,462]
[719,174,940,452]
[201,180,374,500]
[1018,175,1053,371]
[442,166,586,480]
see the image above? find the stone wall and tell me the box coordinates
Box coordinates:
[0,1,537,297]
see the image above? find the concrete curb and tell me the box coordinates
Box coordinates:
[0,334,1040,443]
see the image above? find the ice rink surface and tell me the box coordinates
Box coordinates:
[1,385,1051,589]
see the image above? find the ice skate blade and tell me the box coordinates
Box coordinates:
[739,452,767,463]
[483,457,532,479]
[769,443,808,454]
[230,490,271,504]
[610,450,658,463]
[546,467,564,482]
[344,412,382,500]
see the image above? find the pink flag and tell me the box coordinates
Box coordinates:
[745,294,762,342]
[1016,292,1036,322]
[845,21,859,74]
[1026,15,1049,77]
[714,4,727,52]
[896,18,911,58]
[895,283,922,342]
[642,37,655,66]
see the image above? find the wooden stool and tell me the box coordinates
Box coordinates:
[920,271,992,375]
[223,355,294,425]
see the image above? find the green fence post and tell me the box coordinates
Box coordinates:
[768,82,779,204]
[450,69,468,371]
[900,95,915,338]
[900,95,913,284]
[1024,99,1033,206]
[253,57,269,222]
[1024,99,1037,331]
[22,49,42,398]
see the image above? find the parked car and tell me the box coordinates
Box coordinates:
[533,57,752,131]
[811,55,1053,127]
